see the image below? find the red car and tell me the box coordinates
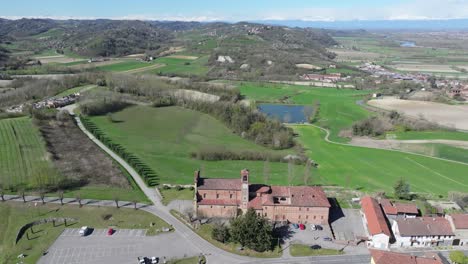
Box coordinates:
[299,224,305,230]
[107,228,115,235]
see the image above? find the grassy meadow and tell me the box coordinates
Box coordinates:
[96,60,153,72]
[89,105,306,185]
[0,202,170,264]
[149,56,210,76]
[0,117,59,190]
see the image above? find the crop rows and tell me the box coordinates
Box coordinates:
[0,117,59,190]
[80,116,159,186]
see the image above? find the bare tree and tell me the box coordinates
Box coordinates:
[302,106,313,123]
[76,193,82,207]
[39,190,46,205]
[58,190,64,205]
[287,159,294,186]
[132,200,138,210]
[263,159,271,184]
[114,196,119,208]
[304,159,312,186]
[19,189,26,203]
[0,187,4,202]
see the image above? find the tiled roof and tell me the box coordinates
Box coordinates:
[394,203,419,215]
[395,217,454,237]
[361,196,392,237]
[450,214,468,229]
[380,199,418,215]
[263,186,331,207]
[197,178,241,190]
[370,249,443,264]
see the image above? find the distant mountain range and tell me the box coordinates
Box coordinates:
[250,19,468,30]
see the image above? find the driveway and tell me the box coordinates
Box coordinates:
[38,229,200,264]
[330,208,367,243]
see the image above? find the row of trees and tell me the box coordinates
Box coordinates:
[80,116,159,186]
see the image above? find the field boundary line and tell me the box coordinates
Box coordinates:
[302,123,468,167]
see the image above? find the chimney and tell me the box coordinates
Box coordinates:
[194,170,200,185]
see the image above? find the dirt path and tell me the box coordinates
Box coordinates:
[350,137,468,150]
[122,63,165,74]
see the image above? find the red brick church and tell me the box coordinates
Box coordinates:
[194,169,331,225]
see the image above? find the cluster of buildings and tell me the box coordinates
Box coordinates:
[438,79,468,100]
[359,62,429,83]
[299,73,345,83]
[194,169,331,225]
[32,93,79,109]
[361,196,468,250]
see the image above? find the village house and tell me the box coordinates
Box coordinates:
[370,249,444,264]
[380,199,419,219]
[300,73,342,83]
[194,169,331,225]
[360,196,392,249]
[391,217,455,248]
[445,214,468,246]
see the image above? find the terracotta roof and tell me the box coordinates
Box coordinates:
[450,214,468,229]
[263,186,331,207]
[198,199,240,206]
[394,203,419,215]
[197,178,241,190]
[380,199,418,215]
[248,196,263,210]
[370,249,443,264]
[361,196,391,236]
[395,217,454,237]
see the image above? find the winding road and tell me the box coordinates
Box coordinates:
[58,104,372,263]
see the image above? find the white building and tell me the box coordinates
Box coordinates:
[446,214,468,247]
[392,217,454,248]
[361,196,391,249]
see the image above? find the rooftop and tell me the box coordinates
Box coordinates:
[395,217,454,237]
[197,178,241,190]
[380,199,419,215]
[370,249,444,264]
[449,214,468,229]
[361,196,392,237]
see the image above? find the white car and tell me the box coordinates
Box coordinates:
[310,224,317,231]
[79,226,89,236]
[151,257,159,264]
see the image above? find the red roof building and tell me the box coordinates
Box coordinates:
[194,169,331,224]
[370,249,444,264]
[380,199,419,218]
[446,214,468,246]
[392,217,455,248]
[360,196,392,249]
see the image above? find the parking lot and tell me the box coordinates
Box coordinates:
[330,208,368,243]
[38,229,200,264]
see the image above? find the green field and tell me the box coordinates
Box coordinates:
[238,82,468,195]
[0,117,59,189]
[54,84,97,97]
[159,187,194,205]
[390,130,468,141]
[239,82,372,142]
[398,143,468,164]
[89,105,306,185]
[96,60,152,72]
[150,56,210,76]
[293,125,468,196]
[0,202,170,264]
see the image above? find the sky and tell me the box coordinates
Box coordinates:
[2,0,468,21]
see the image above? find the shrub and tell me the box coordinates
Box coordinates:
[212,224,231,243]
[175,185,184,191]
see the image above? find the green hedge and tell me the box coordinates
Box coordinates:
[80,116,159,186]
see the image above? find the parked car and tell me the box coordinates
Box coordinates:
[150,257,159,264]
[315,225,323,230]
[292,223,299,229]
[310,224,317,231]
[299,223,305,230]
[79,226,89,236]
[310,245,322,250]
[323,237,332,241]
[107,228,114,236]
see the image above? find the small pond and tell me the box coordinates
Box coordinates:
[258,104,310,123]
[400,41,416,47]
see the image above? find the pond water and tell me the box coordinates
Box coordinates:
[258,104,310,123]
[400,41,416,47]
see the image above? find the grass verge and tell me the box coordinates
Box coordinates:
[289,244,343,257]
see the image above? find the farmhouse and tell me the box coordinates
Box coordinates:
[300,73,342,82]
[380,199,419,219]
[445,214,468,246]
[370,249,444,264]
[360,196,392,249]
[391,217,454,248]
[194,169,331,225]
